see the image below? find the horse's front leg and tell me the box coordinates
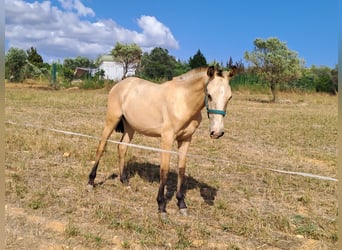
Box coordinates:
[157,136,174,215]
[176,138,192,216]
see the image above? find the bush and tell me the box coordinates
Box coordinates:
[230,73,269,93]
[79,78,105,89]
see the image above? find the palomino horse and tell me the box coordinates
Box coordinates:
[88,66,236,216]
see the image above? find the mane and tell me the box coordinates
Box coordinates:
[172,67,208,82]
[171,66,227,83]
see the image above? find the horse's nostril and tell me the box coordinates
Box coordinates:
[210,131,224,139]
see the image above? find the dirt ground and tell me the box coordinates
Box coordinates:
[5,84,337,249]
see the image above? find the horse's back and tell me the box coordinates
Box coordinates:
[110,77,165,97]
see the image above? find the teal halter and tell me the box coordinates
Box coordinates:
[204,81,227,118]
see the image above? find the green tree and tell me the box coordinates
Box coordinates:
[189,49,207,69]
[331,65,338,94]
[23,47,46,79]
[63,56,93,69]
[310,65,337,94]
[244,37,304,102]
[226,57,245,73]
[111,42,142,79]
[137,47,179,81]
[62,56,94,82]
[288,67,315,91]
[5,47,28,82]
[26,47,43,68]
[227,56,234,70]
[173,59,190,77]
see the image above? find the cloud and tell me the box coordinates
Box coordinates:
[135,16,179,49]
[58,0,95,17]
[5,0,179,62]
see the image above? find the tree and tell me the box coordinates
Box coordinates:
[244,37,304,102]
[331,65,338,94]
[5,47,28,82]
[62,56,94,82]
[226,57,245,73]
[22,47,47,79]
[173,59,190,77]
[189,49,207,69]
[26,47,43,68]
[63,56,93,69]
[310,65,338,94]
[227,56,234,70]
[111,42,142,79]
[137,47,179,81]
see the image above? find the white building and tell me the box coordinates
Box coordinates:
[98,55,135,81]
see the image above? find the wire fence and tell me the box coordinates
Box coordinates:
[5,120,338,182]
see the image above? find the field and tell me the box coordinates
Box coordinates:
[5,83,337,249]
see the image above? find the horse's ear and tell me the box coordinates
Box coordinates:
[228,65,238,78]
[207,66,215,77]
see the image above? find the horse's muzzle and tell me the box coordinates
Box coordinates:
[210,131,224,139]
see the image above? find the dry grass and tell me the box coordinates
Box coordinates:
[5,84,337,249]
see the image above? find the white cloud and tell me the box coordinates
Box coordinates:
[58,0,95,17]
[135,16,179,48]
[5,0,179,62]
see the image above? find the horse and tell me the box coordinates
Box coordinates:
[87,66,236,216]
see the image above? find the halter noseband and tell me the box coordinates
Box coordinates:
[204,80,227,118]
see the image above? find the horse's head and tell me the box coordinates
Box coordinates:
[205,66,236,139]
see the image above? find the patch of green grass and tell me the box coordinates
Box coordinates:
[15,184,28,199]
[291,214,324,239]
[65,222,81,237]
[83,232,104,245]
[175,225,192,249]
[28,199,44,210]
[28,188,53,210]
[121,240,131,248]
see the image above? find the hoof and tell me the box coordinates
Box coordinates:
[86,184,94,192]
[179,208,188,216]
[159,212,169,222]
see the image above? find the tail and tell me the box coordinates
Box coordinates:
[115,117,125,133]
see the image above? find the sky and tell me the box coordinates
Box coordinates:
[5,0,337,68]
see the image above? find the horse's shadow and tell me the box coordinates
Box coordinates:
[104,160,217,206]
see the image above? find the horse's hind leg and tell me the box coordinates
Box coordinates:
[88,116,121,186]
[118,123,135,184]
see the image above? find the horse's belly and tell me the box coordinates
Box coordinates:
[124,112,163,137]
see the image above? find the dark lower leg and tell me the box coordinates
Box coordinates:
[157,184,167,213]
[157,169,168,213]
[176,192,187,210]
[88,120,115,186]
[157,138,173,213]
[118,127,134,185]
[88,161,99,186]
[176,168,187,209]
[119,171,129,184]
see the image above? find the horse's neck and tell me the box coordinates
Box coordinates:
[181,74,207,112]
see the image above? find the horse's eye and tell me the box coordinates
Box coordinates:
[207,94,212,101]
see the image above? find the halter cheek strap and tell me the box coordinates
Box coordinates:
[204,81,227,118]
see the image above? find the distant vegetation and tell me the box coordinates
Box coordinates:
[5,38,337,98]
